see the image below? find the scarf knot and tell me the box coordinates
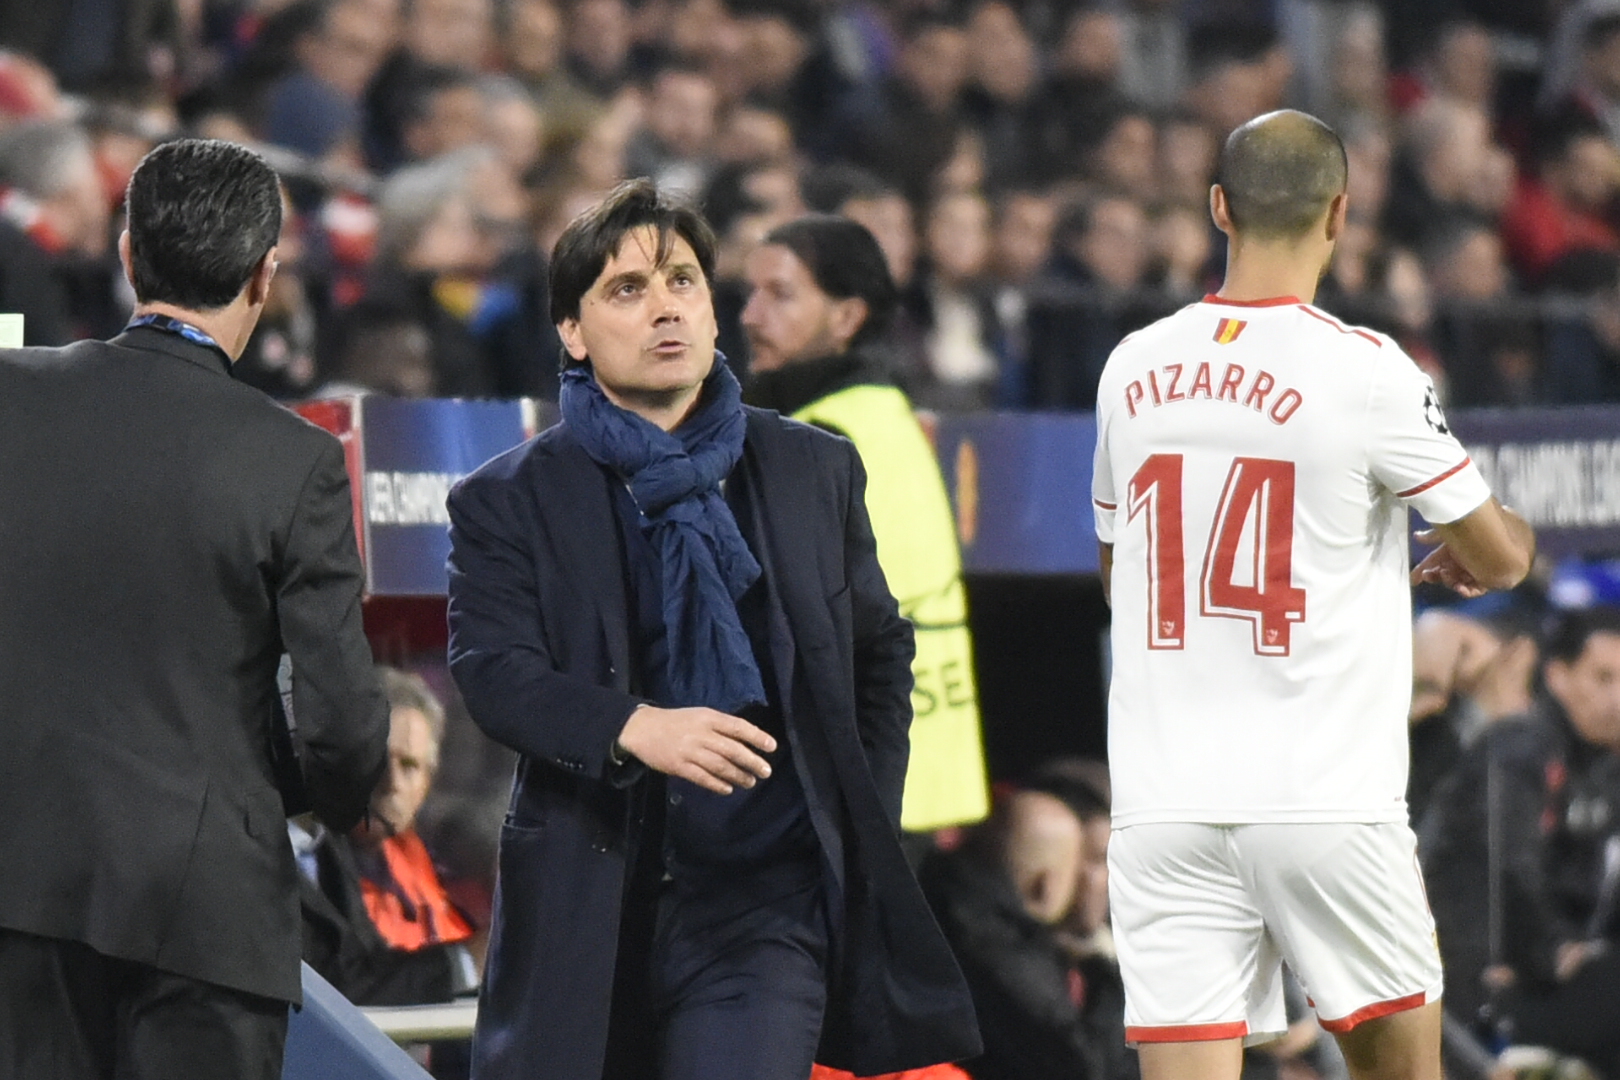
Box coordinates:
[560,355,766,713]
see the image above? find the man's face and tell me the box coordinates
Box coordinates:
[308,0,394,99]
[1548,632,1620,750]
[372,707,438,835]
[558,226,718,406]
[741,243,850,372]
[840,194,915,287]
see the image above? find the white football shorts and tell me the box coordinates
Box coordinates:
[1108,821,1443,1045]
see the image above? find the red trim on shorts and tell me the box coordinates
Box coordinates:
[1201,294,1301,308]
[1317,991,1429,1034]
[1128,1022,1250,1043]
[1396,458,1471,499]
[1295,305,1383,347]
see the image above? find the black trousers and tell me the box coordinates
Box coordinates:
[0,927,288,1080]
[603,868,831,1080]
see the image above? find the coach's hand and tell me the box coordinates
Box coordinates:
[617,705,776,794]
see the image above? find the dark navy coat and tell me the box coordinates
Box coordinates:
[446,407,980,1080]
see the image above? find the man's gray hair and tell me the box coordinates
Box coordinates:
[374,147,496,266]
[378,666,447,746]
[0,121,95,199]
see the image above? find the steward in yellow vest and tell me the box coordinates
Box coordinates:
[742,216,990,832]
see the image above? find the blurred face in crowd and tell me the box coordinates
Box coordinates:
[841,193,916,288]
[302,0,394,99]
[508,0,564,79]
[1080,196,1150,292]
[1548,632,1620,751]
[557,227,719,412]
[926,191,991,287]
[1097,112,1157,195]
[1586,30,1620,99]
[741,243,867,371]
[573,105,636,189]
[1328,219,1378,295]
[372,706,439,836]
[1057,9,1122,81]
[406,0,493,70]
[1549,135,1620,213]
[1159,119,1217,207]
[738,14,809,96]
[714,105,793,164]
[901,25,970,114]
[1002,792,1085,927]
[1154,205,1212,291]
[486,92,546,176]
[1345,128,1392,221]
[1332,9,1386,114]
[1385,249,1433,333]
[994,191,1055,284]
[1073,815,1111,937]
[668,0,730,62]
[404,192,482,273]
[969,2,1037,104]
[570,0,633,80]
[1434,23,1494,107]
[648,69,719,160]
[405,82,489,160]
[1429,227,1507,301]
[47,147,111,257]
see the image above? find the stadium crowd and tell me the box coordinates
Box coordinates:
[10,2,1620,1079]
[5,0,1620,409]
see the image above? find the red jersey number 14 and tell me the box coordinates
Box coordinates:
[1126,454,1307,656]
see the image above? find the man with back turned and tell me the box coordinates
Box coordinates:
[1093,110,1535,1080]
[0,139,388,1079]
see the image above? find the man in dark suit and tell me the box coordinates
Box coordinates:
[0,138,389,1080]
[447,178,980,1080]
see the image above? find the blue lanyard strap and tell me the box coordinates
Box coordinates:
[125,313,229,359]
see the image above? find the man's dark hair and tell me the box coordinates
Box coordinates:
[762,214,898,345]
[125,139,283,310]
[1544,606,1620,664]
[549,177,719,325]
[1216,109,1348,240]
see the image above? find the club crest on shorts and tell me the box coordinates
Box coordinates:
[1213,318,1248,345]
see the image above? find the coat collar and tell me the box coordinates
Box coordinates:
[113,324,234,378]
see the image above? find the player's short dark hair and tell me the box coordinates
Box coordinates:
[1544,606,1620,665]
[125,139,283,310]
[548,177,719,326]
[1216,109,1348,241]
[760,215,897,345]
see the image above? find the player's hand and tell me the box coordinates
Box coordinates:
[616,705,776,795]
[1555,939,1606,981]
[1412,529,1488,597]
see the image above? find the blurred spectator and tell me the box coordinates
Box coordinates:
[363,0,491,170]
[566,0,637,98]
[1420,607,1620,1072]
[833,11,969,206]
[319,297,437,396]
[1031,8,1128,183]
[730,0,842,149]
[1385,98,1513,250]
[1151,204,1215,297]
[1089,107,1158,198]
[296,667,477,1009]
[1424,220,1540,406]
[403,0,493,73]
[1322,4,1392,133]
[1183,26,1276,137]
[1116,0,1187,111]
[961,1,1040,189]
[400,68,490,164]
[1157,111,1220,209]
[810,166,919,291]
[1344,121,1394,225]
[702,156,806,367]
[1542,252,1620,404]
[1554,14,1620,148]
[1502,113,1620,286]
[0,120,122,346]
[625,60,719,198]
[481,74,548,183]
[0,0,176,92]
[505,0,597,154]
[1392,20,1497,114]
[263,0,394,160]
[713,102,795,167]
[0,50,67,126]
[988,187,1056,405]
[908,189,1005,411]
[919,780,1130,1080]
[1028,193,1168,411]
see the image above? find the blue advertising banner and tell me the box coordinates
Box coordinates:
[358,398,531,595]
[301,400,1620,591]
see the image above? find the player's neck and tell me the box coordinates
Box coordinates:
[1214,241,1328,307]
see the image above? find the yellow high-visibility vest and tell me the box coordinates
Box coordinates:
[795,383,990,831]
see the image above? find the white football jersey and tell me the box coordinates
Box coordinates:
[1093,296,1492,827]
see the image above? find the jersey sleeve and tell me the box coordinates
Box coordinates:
[1367,353,1492,524]
[1093,400,1118,544]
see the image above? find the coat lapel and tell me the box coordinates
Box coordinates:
[534,428,633,687]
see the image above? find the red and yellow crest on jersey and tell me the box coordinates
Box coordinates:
[1213,317,1248,345]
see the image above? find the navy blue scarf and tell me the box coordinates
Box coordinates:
[559,355,766,714]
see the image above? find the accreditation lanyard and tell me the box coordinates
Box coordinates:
[125,313,232,368]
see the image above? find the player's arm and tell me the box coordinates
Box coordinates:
[1099,542,1113,607]
[1412,496,1534,596]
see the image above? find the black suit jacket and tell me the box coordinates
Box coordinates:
[447,407,981,1080]
[0,326,389,1004]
